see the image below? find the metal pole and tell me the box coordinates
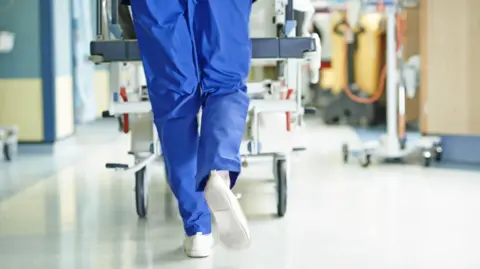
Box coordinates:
[111,0,118,25]
[296,60,303,126]
[96,0,104,39]
[286,0,294,21]
[385,8,399,154]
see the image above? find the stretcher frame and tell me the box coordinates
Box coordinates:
[91,0,316,218]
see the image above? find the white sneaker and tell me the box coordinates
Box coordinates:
[204,171,251,250]
[183,233,214,258]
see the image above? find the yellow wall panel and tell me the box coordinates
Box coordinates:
[0,79,44,142]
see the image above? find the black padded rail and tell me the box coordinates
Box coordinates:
[90,37,315,62]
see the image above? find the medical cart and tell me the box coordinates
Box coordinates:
[90,0,318,217]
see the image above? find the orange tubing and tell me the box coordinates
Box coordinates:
[285,88,294,131]
[341,9,405,105]
[396,12,407,140]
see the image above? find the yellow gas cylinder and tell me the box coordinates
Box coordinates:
[330,11,385,96]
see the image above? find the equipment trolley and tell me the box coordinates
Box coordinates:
[90,0,318,217]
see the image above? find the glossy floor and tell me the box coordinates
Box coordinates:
[1,120,480,269]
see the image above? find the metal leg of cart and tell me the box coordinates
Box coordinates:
[273,153,289,217]
[102,63,160,218]
[130,113,156,218]
[103,75,160,218]
[240,80,302,217]
[341,136,443,168]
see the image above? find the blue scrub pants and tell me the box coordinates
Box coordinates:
[130,0,252,236]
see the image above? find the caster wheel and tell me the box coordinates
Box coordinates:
[275,159,287,217]
[359,116,370,128]
[424,156,432,167]
[423,151,432,167]
[342,144,349,163]
[135,167,148,218]
[339,117,349,125]
[434,146,443,162]
[360,153,371,168]
[304,107,317,115]
[3,143,12,161]
[399,138,407,150]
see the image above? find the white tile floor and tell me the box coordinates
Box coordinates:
[1,119,480,269]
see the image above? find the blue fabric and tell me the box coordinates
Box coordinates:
[122,0,256,5]
[130,0,252,236]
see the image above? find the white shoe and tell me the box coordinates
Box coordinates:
[204,171,251,250]
[183,233,214,258]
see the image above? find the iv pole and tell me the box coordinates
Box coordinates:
[342,0,442,167]
[383,3,401,157]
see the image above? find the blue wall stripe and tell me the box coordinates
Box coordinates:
[40,0,56,143]
[441,135,480,164]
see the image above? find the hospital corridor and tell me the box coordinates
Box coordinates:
[2,119,480,269]
[2,0,480,268]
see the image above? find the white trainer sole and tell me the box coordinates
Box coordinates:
[204,173,251,250]
[184,248,212,258]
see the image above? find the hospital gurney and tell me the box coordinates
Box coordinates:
[90,0,317,218]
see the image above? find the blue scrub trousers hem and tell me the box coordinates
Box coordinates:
[196,164,241,191]
[229,171,240,189]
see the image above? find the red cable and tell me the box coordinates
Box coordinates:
[285,89,294,131]
[119,87,129,133]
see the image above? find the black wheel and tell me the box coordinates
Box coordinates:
[342,144,349,163]
[422,150,432,167]
[360,154,371,168]
[434,146,443,162]
[117,117,124,132]
[3,143,12,161]
[424,156,432,167]
[275,159,287,217]
[135,167,148,218]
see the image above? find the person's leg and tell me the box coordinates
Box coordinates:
[129,0,212,244]
[193,0,252,249]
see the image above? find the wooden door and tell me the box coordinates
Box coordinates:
[420,0,480,135]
